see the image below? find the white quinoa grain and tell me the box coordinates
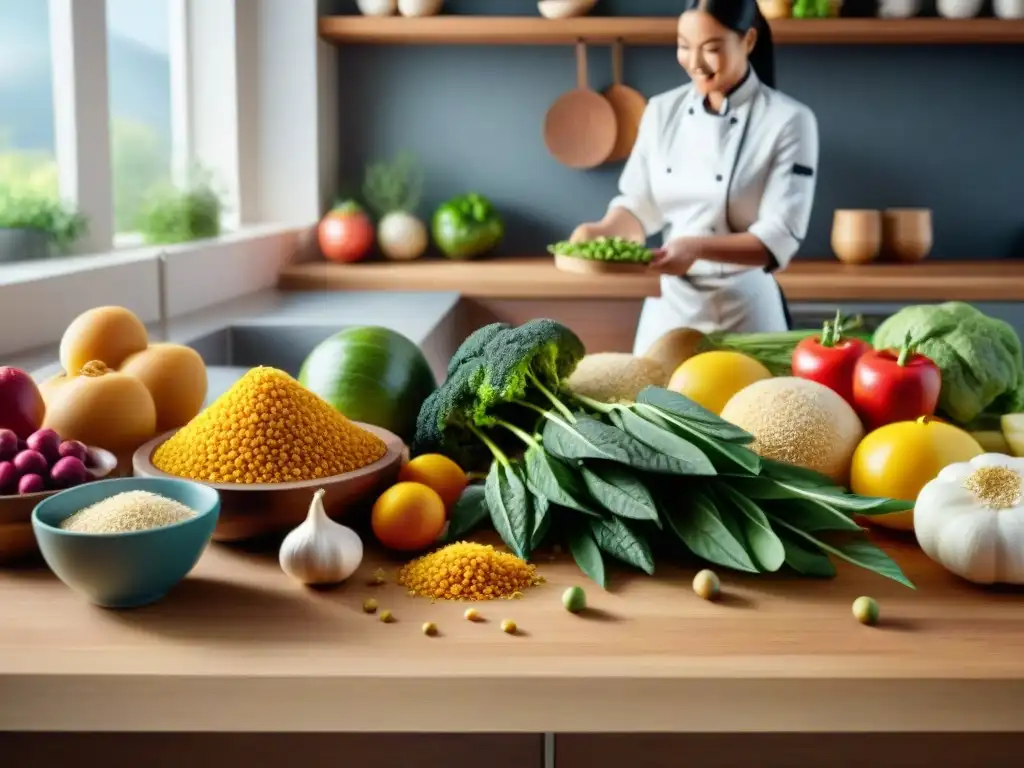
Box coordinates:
[60,491,197,534]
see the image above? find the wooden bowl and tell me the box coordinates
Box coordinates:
[831,209,882,265]
[0,446,119,565]
[538,0,597,18]
[132,423,404,542]
[882,208,933,262]
[554,253,650,275]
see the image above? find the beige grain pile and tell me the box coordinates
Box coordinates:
[60,491,197,534]
[566,353,670,403]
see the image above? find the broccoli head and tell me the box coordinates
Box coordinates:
[446,321,511,377]
[412,358,487,461]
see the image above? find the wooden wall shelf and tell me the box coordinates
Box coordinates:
[319,16,1024,46]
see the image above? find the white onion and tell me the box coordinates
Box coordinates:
[378,211,428,261]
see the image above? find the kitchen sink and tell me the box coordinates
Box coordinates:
[185,324,350,404]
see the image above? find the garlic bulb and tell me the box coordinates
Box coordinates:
[279,489,363,586]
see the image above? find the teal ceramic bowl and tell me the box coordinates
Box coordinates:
[32,477,220,609]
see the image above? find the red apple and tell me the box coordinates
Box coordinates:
[0,367,46,439]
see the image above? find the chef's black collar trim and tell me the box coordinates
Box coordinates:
[700,67,759,117]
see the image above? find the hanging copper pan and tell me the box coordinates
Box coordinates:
[543,41,617,170]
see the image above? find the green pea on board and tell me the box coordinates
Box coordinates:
[562,586,587,613]
[547,237,652,265]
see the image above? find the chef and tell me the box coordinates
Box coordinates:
[570,0,819,356]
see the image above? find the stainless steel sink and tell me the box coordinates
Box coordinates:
[185,324,353,404]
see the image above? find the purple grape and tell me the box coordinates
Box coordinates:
[0,429,17,461]
[0,461,17,494]
[58,439,89,464]
[17,473,46,495]
[13,449,48,477]
[27,428,61,463]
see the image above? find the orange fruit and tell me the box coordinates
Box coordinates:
[397,453,468,509]
[371,481,447,552]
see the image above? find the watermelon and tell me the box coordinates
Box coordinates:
[298,327,437,441]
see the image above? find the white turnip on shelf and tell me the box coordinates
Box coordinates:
[362,152,429,261]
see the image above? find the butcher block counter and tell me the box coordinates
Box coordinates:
[277,258,1024,302]
[2,534,1024,737]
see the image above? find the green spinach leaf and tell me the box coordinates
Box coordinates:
[779,534,837,578]
[531,491,552,551]
[485,461,531,559]
[589,516,655,575]
[634,404,762,475]
[566,522,607,588]
[767,514,915,588]
[542,415,703,475]
[609,407,717,475]
[714,482,785,572]
[766,498,863,532]
[581,462,661,526]
[660,489,758,573]
[636,386,753,443]
[759,457,842,489]
[444,484,489,543]
[524,444,599,516]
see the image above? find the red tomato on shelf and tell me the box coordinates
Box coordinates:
[318,201,374,263]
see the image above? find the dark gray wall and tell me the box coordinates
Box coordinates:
[332,0,1024,259]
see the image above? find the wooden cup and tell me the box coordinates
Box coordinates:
[882,208,933,262]
[831,209,882,265]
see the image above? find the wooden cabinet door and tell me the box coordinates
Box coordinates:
[556,734,1024,768]
[1,734,543,768]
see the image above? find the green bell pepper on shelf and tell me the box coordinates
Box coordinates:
[792,0,833,17]
[431,193,504,260]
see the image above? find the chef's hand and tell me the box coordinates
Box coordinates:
[569,223,608,243]
[649,237,701,276]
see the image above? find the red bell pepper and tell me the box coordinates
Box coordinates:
[791,311,871,406]
[852,332,942,430]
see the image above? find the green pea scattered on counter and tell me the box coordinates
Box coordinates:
[692,569,721,601]
[852,596,879,626]
[547,237,652,264]
[562,586,587,613]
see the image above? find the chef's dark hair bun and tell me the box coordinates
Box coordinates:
[679,0,776,89]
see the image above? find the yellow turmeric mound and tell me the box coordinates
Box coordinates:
[398,541,543,601]
[152,366,387,484]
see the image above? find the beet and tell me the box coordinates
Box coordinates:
[50,456,89,489]
[58,439,89,463]
[0,429,17,461]
[27,428,61,463]
[0,461,17,494]
[17,473,46,495]
[13,449,48,477]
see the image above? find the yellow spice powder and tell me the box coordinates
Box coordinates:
[398,541,543,601]
[152,366,386,484]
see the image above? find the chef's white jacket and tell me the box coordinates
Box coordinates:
[608,69,820,355]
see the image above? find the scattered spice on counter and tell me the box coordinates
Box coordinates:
[464,608,481,622]
[60,490,196,534]
[692,569,721,601]
[422,621,438,636]
[369,568,388,586]
[852,596,880,626]
[362,597,379,614]
[397,541,543,601]
[151,367,387,484]
[379,609,395,623]
[500,619,517,635]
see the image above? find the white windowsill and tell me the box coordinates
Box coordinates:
[0,222,317,359]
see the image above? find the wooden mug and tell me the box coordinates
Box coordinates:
[882,208,933,262]
[831,209,882,265]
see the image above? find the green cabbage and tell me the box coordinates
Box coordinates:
[872,302,1024,425]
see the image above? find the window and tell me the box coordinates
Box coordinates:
[106,0,173,235]
[0,0,58,198]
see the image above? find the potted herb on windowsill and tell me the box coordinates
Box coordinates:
[137,176,223,245]
[0,189,88,263]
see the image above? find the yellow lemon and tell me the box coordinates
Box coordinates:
[371,481,447,552]
[397,453,468,510]
[667,351,773,414]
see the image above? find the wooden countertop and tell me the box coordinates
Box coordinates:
[3,536,1024,733]
[278,258,1024,302]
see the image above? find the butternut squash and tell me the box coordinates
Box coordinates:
[120,343,208,431]
[59,306,149,375]
[42,361,157,454]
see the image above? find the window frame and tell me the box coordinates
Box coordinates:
[1,0,337,360]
